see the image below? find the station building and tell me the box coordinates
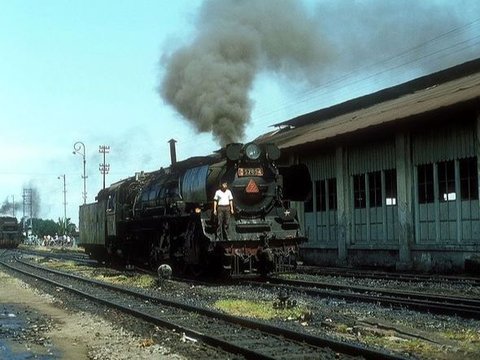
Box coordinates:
[264,59,480,272]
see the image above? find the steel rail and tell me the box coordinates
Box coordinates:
[297,266,480,285]
[246,278,480,320]
[1,257,407,360]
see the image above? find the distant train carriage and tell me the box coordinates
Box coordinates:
[79,141,311,276]
[0,216,21,248]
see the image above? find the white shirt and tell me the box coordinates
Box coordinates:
[214,189,233,206]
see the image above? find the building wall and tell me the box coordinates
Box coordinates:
[300,112,480,272]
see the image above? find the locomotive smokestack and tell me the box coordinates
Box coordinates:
[168,139,177,165]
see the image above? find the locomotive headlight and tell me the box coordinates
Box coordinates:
[244,143,261,160]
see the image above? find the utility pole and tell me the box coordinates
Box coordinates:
[99,145,110,190]
[73,141,88,204]
[12,195,15,217]
[58,174,67,232]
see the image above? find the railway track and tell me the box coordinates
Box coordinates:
[246,277,480,320]
[0,254,408,360]
[16,247,97,265]
[298,266,480,286]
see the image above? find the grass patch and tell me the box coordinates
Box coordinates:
[336,323,350,333]
[360,331,480,360]
[42,260,157,288]
[43,260,80,271]
[442,328,480,343]
[94,273,157,288]
[214,299,311,321]
[361,336,447,359]
[19,244,85,254]
[441,328,480,354]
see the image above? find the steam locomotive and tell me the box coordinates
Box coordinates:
[79,141,311,276]
[0,216,21,248]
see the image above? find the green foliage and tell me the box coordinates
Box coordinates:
[44,261,157,288]
[20,217,76,237]
[57,217,76,236]
[34,218,58,237]
[214,299,310,321]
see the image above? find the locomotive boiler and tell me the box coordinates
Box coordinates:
[79,141,311,276]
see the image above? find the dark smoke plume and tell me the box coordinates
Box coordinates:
[20,184,41,219]
[160,0,332,146]
[160,0,478,146]
[31,186,41,218]
[0,197,21,216]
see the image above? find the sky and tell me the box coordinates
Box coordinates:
[0,0,479,227]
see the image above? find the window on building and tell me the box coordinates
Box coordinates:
[384,169,397,206]
[328,178,337,210]
[460,157,478,200]
[368,171,382,207]
[418,163,434,204]
[438,160,455,202]
[311,178,338,212]
[353,174,366,209]
[316,180,326,212]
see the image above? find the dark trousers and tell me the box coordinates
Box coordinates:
[217,206,230,240]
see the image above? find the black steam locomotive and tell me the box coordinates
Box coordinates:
[79,141,310,276]
[0,216,21,248]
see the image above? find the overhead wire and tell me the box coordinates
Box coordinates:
[251,17,480,125]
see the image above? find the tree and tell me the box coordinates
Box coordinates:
[22,218,58,238]
[37,218,57,237]
[57,217,76,236]
[19,217,76,238]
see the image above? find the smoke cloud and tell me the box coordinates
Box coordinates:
[20,185,41,219]
[160,0,332,146]
[0,197,21,216]
[160,0,478,146]
[317,0,480,74]
[31,186,41,218]
[0,187,39,218]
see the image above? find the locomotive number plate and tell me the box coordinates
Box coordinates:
[237,167,263,177]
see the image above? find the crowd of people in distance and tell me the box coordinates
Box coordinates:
[24,233,76,247]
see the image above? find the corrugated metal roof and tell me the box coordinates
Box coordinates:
[267,71,480,150]
[275,58,480,129]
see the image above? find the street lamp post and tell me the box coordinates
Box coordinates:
[58,174,67,233]
[73,141,87,204]
[99,145,110,190]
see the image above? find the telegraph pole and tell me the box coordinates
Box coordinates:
[58,174,67,231]
[99,145,110,190]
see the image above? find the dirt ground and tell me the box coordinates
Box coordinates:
[0,270,185,359]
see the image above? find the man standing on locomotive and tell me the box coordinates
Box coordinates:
[213,181,234,240]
